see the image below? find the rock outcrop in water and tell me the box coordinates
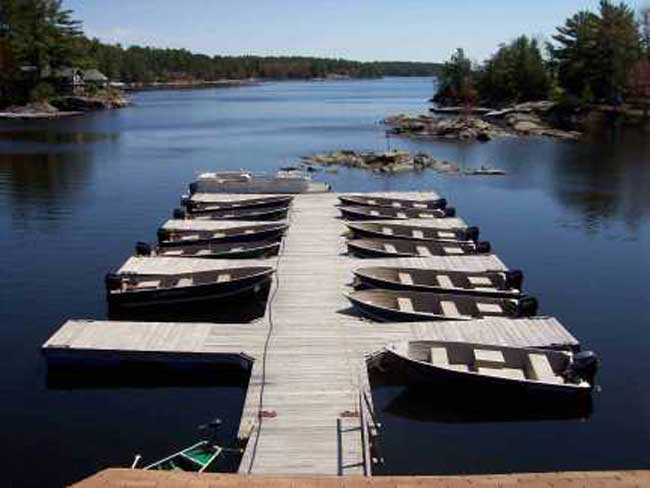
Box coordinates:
[385,101,582,142]
[0,92,131,119]
[302,150,460,174]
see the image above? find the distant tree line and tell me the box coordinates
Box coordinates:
[0,0,441,106]
[435,1,650,108]
[81,39,441,83]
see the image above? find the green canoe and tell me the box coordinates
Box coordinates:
[144,441,222,472]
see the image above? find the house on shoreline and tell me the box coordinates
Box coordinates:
[47,67,109,94]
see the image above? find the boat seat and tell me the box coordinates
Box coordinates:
[473,348,506,368]
[478,366,525,380]
[382,227,394,235]
[384,243,397,253]
[163,250,184,256]
[370,210,380,216]
[136,280,161,289]
[176,277,193,287]
[468,276,492,286]
[217,274,231,283]
[367,199,377,205]
[413,203,427,209]
[438,231,456,239]
[435,274,453,289]
[412,229,424,239]
[440,300,469,319]
[391,202,402,208]
[416,245,432,257]
[397,297,414,312]
[443,246,464,255]
[476,302,503,314]
[212,232,226,238]
[398,272,414,285]
[396,212,407,218]
[419,212,434,218]
[180,234,199,240]
[244,230,255,234]
[230,247,244,252]
[195,249,212,256]
[429,347,449,365]
[528,353,563,383]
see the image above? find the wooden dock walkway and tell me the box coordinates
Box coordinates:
[71,468,650,488]
[43,192,580,477]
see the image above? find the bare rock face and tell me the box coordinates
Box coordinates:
[302,150,460,174]
[51,93,131,112]
[384,114,506,142]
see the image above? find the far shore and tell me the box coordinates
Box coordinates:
[122,79,260,92]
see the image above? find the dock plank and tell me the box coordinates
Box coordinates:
[43,191,580,477]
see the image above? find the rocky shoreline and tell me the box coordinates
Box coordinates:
[0,93,131,120]
[385,101,582,142]
[302,150,460,174]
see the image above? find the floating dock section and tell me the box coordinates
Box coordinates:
[43,192,580,476]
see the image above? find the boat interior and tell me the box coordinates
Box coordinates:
[156,240,280,257]
[110,267,273,292]
[401,341,570,384]
[352,290,519,319]
[356,267,514,293]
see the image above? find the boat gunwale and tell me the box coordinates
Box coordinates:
[383,342,589,391]
[110,267,275,296]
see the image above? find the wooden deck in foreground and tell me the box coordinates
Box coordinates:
[44,192,581,478]
[72,469,650,488]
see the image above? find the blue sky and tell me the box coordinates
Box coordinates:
[65,0,647,62]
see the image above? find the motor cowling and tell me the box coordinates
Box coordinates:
[569,351,600,384]
[135,242,153,256]
[157,229,171,243]
[504,269,524,290]
[172,208,187,220]
[435,198,448,209]
[105,273,123,291]
[442,206,456,217]
[474,241,491,254]
[179,194,190,207]
[516,296,538,317]
[463,226,480,242]
[188,182,198,194]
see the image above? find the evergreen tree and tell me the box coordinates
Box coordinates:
[478,36,550,104]
[6,0,84,72]
[552,1,641,101]
[433,48,474,104]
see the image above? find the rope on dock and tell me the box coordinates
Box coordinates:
[246,204,294,473]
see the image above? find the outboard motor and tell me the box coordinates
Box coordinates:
[435,198,448,209]
[504,269,524,290]
[442,206,456,217]
[188,182,198,194]
[172,207,187,220]
[463,226,480,242]
[135,242,153,256]
[104,273,123,291]
[179,194,190,207]
[157,229,171,243]
[474,241,491,254]
[516,296,538,317]
[567,351,600,384]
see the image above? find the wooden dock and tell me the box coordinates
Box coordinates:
[43,192,580,477]
[71,468,650,488]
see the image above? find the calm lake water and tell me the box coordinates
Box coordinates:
[0,78,649,486]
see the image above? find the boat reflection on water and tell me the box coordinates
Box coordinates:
[372,369,594,424]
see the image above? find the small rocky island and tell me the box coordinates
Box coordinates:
[303,150,460,174]
[385,101,582,142]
